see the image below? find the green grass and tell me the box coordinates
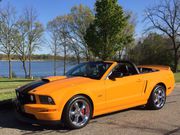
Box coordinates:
[0,78,35,101]
[0,91,16,101]
[175,72,180,83]
[0,78,34,90]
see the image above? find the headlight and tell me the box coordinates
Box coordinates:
[39,96,55,105]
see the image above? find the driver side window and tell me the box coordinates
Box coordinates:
[111,63,137,78]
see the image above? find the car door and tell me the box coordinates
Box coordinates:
[105,63,145,108]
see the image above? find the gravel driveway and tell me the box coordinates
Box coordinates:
[0,85,180,135]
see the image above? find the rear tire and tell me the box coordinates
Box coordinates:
[146,85,166,110]
[62,95,92,129]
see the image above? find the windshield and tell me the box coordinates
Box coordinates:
[66,62,112,80]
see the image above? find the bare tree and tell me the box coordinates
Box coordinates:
[13,19,29,78]
[68,38,81,64]
[0,3,17,78]
[48,16,70,75]
[22,7,44,78]
[56,16,69,75]
[68,5,94,61]
[47,21,61,76]
[144,0,180,72]
[47,5,94,70]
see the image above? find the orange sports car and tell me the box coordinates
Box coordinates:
[14,61,175,129]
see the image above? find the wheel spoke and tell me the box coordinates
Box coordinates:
[158,90,161,94]
[74,115,79,123]
[74,102,80,110]
[70,111,75,116]
[81,104,86,110]
[80,112,85,117]
[80,104,85,111]
[158,98,161,104]
[158,95,162,99]
[154,98,158,104]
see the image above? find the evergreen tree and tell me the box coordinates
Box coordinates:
[85,0,133,60]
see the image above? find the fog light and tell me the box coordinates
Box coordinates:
[30,95,34,102]
[16,91,19,97]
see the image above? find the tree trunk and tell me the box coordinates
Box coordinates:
[118,51,121,60]
[22,60,28,78]
[28,57,32,78]
[86,52,89,61]
[172,38,179,73]
[77,54,80,64]
[8,54,12,79]
[28,47,32,79]
[63,46,66,75]
[75,50,80,64]
[54,51,57,76]
[173,49,179,72]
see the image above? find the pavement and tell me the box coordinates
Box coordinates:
[0,85,179,135]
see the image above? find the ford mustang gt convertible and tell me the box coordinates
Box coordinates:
[14,61,175,129]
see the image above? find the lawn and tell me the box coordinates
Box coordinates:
[0,78,34,89]
[0,78,35,101]
[0,91,16,101]
[0,73,180,101]
[174,72,180,83]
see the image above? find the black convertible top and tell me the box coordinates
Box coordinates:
[116,60,140,74]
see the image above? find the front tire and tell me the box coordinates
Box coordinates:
[146,85,166,110]
[62,95,92,129]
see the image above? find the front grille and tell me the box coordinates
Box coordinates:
[15,80,48,105]
[16,90,36,105]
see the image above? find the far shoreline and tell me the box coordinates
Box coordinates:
[0,59,55,62]
[0,59,78,62]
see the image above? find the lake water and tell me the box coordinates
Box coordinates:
[0,60,76,77]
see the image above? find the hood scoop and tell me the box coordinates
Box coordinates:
[41,78,50,82]
[42,76,67,82]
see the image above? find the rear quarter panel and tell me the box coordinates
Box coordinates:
[140,69,175,101]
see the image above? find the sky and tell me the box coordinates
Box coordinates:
[0,0,156,54]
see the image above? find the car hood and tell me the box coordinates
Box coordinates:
[27,76,95,95]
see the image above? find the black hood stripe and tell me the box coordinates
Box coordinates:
[17,80,48,94]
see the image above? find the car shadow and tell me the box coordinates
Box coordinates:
[0,104,144,133]
[0,107,72,134]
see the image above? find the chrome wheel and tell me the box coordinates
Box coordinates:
[69,99,90,127]
[153,86,166,108]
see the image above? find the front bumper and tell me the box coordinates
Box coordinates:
[14,99,62,125]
